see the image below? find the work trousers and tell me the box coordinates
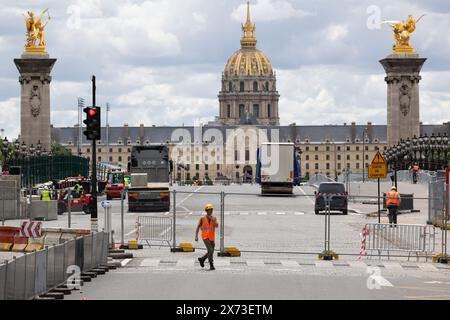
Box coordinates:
[387,206,398,225]
[201,239,215,265]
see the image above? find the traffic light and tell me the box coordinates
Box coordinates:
[83,106,101,140]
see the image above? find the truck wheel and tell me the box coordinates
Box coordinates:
[106,194,111,200]
[83,205,90,214]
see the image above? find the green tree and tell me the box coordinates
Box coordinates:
[51,143,72,156]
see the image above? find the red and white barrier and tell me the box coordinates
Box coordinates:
[20,221,42,238]
[359,226,367,260]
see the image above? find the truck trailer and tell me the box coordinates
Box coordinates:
[256,142,300,195]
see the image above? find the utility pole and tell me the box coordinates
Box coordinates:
[77,97,85,156]
[106,102,110,163]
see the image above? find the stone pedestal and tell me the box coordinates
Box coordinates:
[14,53,56,152]
[380,53,426,147]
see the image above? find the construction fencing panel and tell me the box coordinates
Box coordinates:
[83,233,93,272]
[137,216,173,246]
[46,246,55,290]
[5,259,16,300]
[0,262,6,300]
[54,244,66,288]
[365,223,435,258]
[34,249,47,296]
[429,179,445,225]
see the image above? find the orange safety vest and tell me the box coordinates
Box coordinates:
[386,191,400,206]
[200,216,216,241]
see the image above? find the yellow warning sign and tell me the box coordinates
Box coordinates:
[371,151,386,165]
[368,164,386,179]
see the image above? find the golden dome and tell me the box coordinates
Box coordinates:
[224,1,273,77]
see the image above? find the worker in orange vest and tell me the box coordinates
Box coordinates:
[385,186,401,226]
[195,203,218,270]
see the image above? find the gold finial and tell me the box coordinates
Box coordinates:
[241,0,256,48]
[382,14,425,54]
[23,8,51,54]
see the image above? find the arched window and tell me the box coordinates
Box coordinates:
[229,82,232,92]
[267,104,271,118]
[227,104,231,118]
[253,81,258,92]
[266,81,269,91]
[240,81,244,92]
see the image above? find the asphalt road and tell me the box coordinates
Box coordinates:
[66,256,450,300]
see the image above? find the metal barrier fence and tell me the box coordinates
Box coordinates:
[364,223,435,260]
[136,216,173,247]
[0,231,109,300]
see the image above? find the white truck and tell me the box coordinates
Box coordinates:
[256,142,299,195]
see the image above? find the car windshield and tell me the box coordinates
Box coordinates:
[318,184,345,194]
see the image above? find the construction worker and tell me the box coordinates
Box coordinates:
[40,186,51,201]
[195,203,218,270]
[385,186,401,226]
[74,182,81,196]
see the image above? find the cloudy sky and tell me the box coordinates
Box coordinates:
[0,0,449,139]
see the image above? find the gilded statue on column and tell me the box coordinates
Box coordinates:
[382,15,425,54]
[23,9,51,53]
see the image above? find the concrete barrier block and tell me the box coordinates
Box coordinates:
[12,243,27,252]
[0,243,12,251]
[25,243,44,252]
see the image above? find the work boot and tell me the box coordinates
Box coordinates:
[198,257,205,268]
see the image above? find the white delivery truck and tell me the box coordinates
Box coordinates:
[256,142,299,195]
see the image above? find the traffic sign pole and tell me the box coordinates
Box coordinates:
[377,178,381,223]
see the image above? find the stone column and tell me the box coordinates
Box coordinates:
[14,53,56,152]
[380,53,426,147]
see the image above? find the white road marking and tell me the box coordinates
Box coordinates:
[121,258,132,267]
[224,212,230,215]
[176,259,194,267]
[275,212,286,215]
[240,212,249,215]
[296,186,315,205]
[159,227,171,237]
[315,261,334,268]
[371,275,394,287]
[280,260,300,268]
[176,186,204,206]
[125,228,137,237]
[140,259,160,267]
[257,212,267,215]
[418,264,439,272]
[214,259,231,266]
[294,212,305,215]
[246,260,265,267]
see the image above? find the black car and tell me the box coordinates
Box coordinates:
[314,182,348,215]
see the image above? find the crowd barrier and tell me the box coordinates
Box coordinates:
[364,223,435,260]
[0,231,109,300]
[136,216,172,247]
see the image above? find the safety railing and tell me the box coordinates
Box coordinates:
[364,223,436,260]
[0,231,109,300]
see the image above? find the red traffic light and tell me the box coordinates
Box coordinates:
[88,108,96,117]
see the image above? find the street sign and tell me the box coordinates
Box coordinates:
[371,151,386,165]
[368,151,386,179]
